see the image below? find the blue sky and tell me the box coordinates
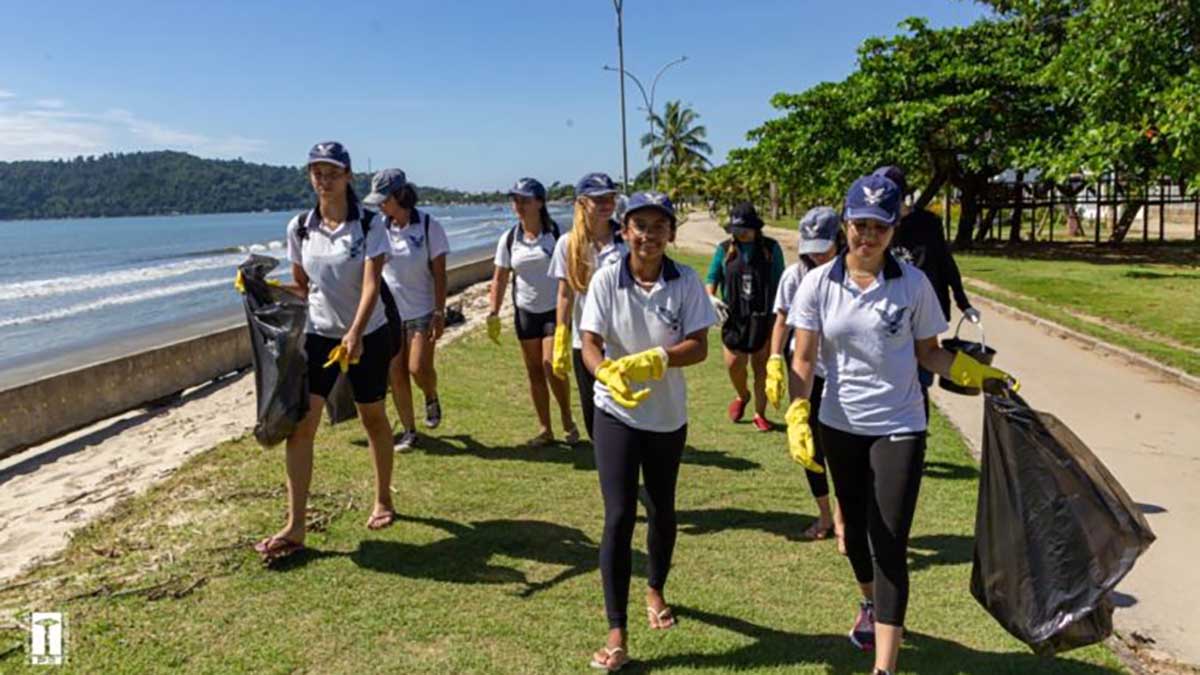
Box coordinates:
[0,1,989,191]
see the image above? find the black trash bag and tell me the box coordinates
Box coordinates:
[239,255,309,447]
[324,373,358,426]
[971,390,1155,655]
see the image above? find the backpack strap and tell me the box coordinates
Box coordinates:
[361,209,376,233]
[423,211,432,265]
[296,209,312,240]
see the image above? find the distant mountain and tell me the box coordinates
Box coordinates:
[0,151,573,220]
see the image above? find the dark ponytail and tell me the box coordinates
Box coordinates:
[538,203,558,234]
[396,184,418,210]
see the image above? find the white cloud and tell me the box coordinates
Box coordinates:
[0,90,14,99]
[0,101,267,161]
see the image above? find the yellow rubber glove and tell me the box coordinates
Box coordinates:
[614,347,668,383]
[949,351,1019,392]
[785,398,822,473]
[486,315,502,345]
[765,354,787,410]
[551,324,572,379]
[323,344,360,373]
[595,360,651,409]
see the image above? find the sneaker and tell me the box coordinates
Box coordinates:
[752,414,771,432]
[873,670,893,675]
[850,599,876,651]
[394,430,418,452]
[562,425,581,445]
[424,398,442,429]
[727,396,749,422]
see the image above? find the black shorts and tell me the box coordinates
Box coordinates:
[304,325,391,404]
[514,307,556,341]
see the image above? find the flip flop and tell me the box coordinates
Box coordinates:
[589,646,628,671]
[803,522,835,541]
[366,509,397,531]
[647,605,676,630]
[253,536,304,563]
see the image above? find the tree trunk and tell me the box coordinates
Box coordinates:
[1007,171,1025,244]
[954,184,980,248]
[1109,200,1149,243]
[914,171,948,211]
[975,208,999,243]
[769,181,780,221]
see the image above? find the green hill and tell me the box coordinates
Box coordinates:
[0,151,572,220]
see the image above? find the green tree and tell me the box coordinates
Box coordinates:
[640,100,713,174]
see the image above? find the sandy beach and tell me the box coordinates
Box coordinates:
[0,276,507,585]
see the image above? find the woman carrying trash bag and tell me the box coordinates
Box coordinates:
[764,206,843,544]
[486,177,579,446]
[362,169,451,451]
[785,174,1016,675]
[579,192,716,671]
[548,172,627,441]
[254,141,397,562]
[705,202,785,432]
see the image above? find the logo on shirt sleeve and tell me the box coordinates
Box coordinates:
[875,306,908,336]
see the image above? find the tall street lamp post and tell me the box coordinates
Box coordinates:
[603,55,687,191]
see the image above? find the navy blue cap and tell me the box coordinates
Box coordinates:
[872,165,908,196]
[623,191,676,226]
[307,141,351,171]
[507,177,546,200]
[574,172,618,198]
[798,206,840,254]
[844,174,901,225]
[362,168,408,206]
[727,201,764,231]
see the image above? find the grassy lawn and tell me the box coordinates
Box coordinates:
[0,252,1125,674]
[955,248,1200,377]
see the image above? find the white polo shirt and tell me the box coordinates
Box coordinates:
[773,260,826,379]
[286,208,390,339]
[493,224,559,314]
[548,230,627,349]
[381,209,450,320]
[580,255,717,432]
[787,253,947,435]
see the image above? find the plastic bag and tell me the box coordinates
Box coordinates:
[324,373,358,426]
[239,255,309,447]
[971,390,1155,655]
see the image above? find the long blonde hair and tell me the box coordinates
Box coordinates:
[566,198,603,293]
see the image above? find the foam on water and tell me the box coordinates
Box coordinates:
[0,278,232,329]
[0,254,243,302]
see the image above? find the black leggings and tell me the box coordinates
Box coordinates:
[573,348,596,440]
[794,375,829,499]
[594,409,686,630]
[820,424,926,626]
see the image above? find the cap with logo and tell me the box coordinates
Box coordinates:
[726,201,764,231]
[307,141,351,171]
[623,191,676,226]
[798,206,840,254]
[574,172,618,198]
[362,168,409,207]
[843,174,901,225]
[507,177,547,200]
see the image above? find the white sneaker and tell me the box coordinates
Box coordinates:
[394,430,418,452]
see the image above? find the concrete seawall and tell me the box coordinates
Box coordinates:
[0,249,495,457]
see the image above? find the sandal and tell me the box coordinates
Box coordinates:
[253,536,304,563]
[366,509,397,531]
[803,521,835,541]
[562,425,581,445]
[589,646,628,671]
[523,430,554,448]
[647,605,676,630]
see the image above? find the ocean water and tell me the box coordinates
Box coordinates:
[0,204,571,371]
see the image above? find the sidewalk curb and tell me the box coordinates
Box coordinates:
[968,294,1200,394]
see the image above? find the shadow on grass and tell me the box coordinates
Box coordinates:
[924,460,979,481]
[347,515,647,598]
[356,434,759,473]
[907,534,973,572]
[961,239,1199,267]
[631,607,1121,674]
[675,507,817,543]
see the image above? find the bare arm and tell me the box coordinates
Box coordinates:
[769,311,789,356]
[915,336,956,377]
[581,330,605,375]
[341,254,386,359]
[788,327,820,403]
[488,266,510,316]
[555,280,574,329]
[665,330,709,368]
[287,262,310,300]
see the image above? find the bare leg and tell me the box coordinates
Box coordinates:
[518,337,551,435]
[723,346,750,401]
[750,343,769,416]
[408,329,438,402]
[356,400,394,519]
[388,345,415,432]
[278,394,325,543]
[876,624,904,673]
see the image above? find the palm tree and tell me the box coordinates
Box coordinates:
[641,101,713,175]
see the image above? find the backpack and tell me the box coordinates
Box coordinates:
[719,236,778,353]
[503,219,561,307]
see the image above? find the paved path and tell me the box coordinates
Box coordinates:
[677,210,1200,667]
